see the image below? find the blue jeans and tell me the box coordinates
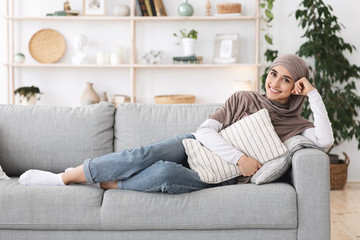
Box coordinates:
[83,134,215,194]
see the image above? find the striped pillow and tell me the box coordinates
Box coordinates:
[182,109,288,184]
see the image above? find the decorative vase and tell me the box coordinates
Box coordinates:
[14,53,25,64]
[178,0,193,16]
[181,38,197,56]
[114,4,130,16]
[81,82,100,105]
[19,94,38,106]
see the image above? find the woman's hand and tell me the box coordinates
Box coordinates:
[237,155,262,176]
[291,77,316,96]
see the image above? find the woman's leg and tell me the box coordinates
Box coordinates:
[83,134,195,184]
[19,134,194,186]
[116,160,215,194]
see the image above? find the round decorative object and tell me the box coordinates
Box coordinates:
[14,52,25,64]
[29,29,66,63]
[178,0,193,16]
[114,4,130,16]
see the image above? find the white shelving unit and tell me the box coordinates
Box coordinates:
[4,0,260,104]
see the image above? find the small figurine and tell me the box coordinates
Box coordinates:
[71,34,88,64]
[140,50,165,64]
[64,1,71,11]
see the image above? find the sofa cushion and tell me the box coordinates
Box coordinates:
[114,103,221,151]
[183,109,287,183]
[0,165,10,180]
[0,178,104,230]
[100,183,297,230]
[0,102,115,176]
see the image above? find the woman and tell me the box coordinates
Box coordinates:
[19,54,334,193]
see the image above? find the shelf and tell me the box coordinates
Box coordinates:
[4,16,132,21]
[5,0,261,104]
[134,64,260,68]
[4,16,257,22]
[5,63,259,68]
[133,16,257,21]
[4,63,132,68]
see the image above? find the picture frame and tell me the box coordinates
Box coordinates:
[213,33,239,64]
[83,0,107,16]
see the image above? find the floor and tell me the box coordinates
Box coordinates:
[331,182,360,240]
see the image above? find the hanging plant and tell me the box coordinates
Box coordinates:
[295,0,360,152]
[260,0,278,90]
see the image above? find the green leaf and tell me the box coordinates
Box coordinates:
[265,34,273,44]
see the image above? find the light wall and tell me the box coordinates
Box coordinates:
[1,0,359,181]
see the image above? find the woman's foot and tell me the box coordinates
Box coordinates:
[18,170,65,186]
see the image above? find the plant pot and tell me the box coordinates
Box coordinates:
[181,38,197,56]
[330,152,350,190]
[19,94,38,106]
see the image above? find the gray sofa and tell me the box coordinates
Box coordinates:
[0,102,330,240]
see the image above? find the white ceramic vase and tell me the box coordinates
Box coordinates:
[181,38,197,56]
[19,94,38,106]
[114,4,130,16]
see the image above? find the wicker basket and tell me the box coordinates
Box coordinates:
[330,152,350,190]
[217,3,241,14]
[154,95,195,104]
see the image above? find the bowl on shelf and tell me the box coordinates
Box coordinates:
[154,94,195,104]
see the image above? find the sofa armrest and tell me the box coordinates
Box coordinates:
[290,148,330,240]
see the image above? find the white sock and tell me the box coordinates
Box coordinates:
[65,167,74,173]
[18,170,65,186]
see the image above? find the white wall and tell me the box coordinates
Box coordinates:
[1,0,359,181]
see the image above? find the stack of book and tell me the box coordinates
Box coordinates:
[46,10,80,16]
[138,0,167,16]
[173,56,204,64]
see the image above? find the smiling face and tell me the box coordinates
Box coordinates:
[265,65,295,104]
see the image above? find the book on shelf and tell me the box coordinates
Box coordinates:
[47,10,80,16]
[144,0,154,16]
[173,56,203,64]
[138,0,149,16]
[149,0,157,16]
[154,0,167,16]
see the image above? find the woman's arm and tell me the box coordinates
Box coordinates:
[292,78,334,149]
[194,119,244,165]
[301,89,334,149]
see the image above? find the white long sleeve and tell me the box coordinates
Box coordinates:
[301,89,334,149]
[194,119,244,165]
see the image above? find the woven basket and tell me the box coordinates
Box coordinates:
[217,3,241,14]
[330,152,350,190]
[154,95,195,104]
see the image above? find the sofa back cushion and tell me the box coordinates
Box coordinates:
[0,102,115,176]
[114,103,221,151]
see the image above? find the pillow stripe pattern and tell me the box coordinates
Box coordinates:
[219,109,287,164]
[183,109,288,184]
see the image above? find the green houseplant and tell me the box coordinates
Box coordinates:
[14,86,41,105]
[295,0,360,152]
[295,0,360,188]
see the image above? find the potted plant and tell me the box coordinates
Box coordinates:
[14,86,42,106]
[173,29,198,56]
[295,0,360,189]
